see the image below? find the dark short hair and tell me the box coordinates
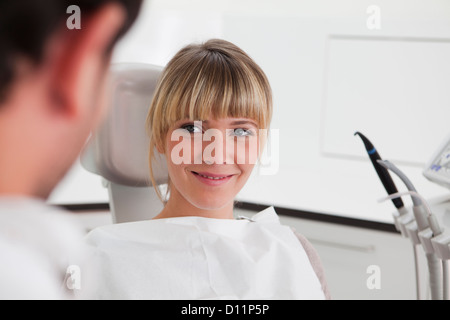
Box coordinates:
[0,0,143,103]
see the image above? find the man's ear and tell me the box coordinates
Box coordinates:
[47,3,126,120]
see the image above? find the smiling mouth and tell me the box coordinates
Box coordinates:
[191,171,234,180]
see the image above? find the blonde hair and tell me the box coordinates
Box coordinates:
[146,39,273,202]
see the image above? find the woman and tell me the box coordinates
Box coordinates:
[85,39,330,299]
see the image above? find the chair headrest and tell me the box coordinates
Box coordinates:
[81,63,168,187]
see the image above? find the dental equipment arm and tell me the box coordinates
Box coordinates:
[377,160,443,300]
[354,132,419,298]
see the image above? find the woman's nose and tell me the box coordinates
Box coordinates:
[201,129,229,165]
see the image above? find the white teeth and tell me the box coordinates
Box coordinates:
[198,174,226,180]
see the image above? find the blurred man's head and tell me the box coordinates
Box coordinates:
[0,0,143,198]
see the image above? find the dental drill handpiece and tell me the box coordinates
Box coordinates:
[354,132,406,215]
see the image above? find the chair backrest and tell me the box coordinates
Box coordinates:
[81,63,168,223]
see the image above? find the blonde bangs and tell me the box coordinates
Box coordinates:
[149,40,272,145]
[174,54,270,127]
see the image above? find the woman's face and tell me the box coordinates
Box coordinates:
[164,116,260,210]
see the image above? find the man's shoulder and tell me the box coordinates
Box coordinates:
[0,196,85,299]
[0,236,65,299]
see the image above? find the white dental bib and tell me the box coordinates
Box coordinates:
[84,207,325,300]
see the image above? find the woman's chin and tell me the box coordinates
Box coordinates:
[189,197,232,211]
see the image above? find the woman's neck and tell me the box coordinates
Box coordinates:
[153,186,234,220]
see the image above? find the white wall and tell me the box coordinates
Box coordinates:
[49,0,450,223]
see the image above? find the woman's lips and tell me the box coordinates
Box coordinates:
[191,171,235,186]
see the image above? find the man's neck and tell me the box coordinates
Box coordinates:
[0,115,53,199]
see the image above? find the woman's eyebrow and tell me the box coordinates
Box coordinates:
[230,120,258,127]
[202,120,258,126]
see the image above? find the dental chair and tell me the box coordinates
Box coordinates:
[81,63,168,223]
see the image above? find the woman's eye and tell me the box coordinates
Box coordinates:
[181,124,202,133]
[233,128,253,137]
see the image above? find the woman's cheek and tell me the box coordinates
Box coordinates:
[165,129,199,166]
[233,136,259,166]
